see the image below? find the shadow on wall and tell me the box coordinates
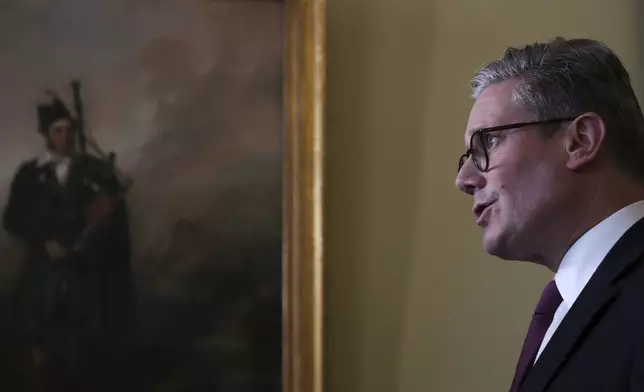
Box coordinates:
[325,1,435,392]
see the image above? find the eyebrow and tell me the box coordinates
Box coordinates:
[466,122,527,136]
[463,123,511,146]
[464,126,485,143]
[467,123,506,134]
[465,124,492,138]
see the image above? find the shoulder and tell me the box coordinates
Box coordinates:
[11,158,40,178]
[4,159,45,193]
[611,260,644,330]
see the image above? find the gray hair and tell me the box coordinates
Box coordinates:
[471,37,644,181]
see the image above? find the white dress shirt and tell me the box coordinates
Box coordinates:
[37,151,72,185]
[534,200,644,363]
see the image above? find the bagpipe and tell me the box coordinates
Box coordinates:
[50,80,133,254]
[69,80,132,192]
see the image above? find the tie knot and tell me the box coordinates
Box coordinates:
[535,280,562,315]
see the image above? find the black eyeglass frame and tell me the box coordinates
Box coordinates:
[457,117,577,173]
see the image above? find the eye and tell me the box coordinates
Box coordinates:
[483,133,503,149]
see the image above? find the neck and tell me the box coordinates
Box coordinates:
[48,149,72,158]
[539,173,644,273]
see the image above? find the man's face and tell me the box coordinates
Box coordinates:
[455,80,569,261]
[47,118,74,155]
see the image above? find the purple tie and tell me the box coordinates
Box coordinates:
[509,280,563,392]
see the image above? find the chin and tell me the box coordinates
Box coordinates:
[482,230,516,260]
[483,242,505,259]
[483,231,536,262]
[56,147,73,156]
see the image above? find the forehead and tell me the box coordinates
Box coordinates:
[50,118,71,128]
[464,79,528,142]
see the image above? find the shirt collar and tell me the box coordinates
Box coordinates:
[36,150,71,167]
[555,200,644,308]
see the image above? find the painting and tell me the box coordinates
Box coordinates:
[0,0,324,391]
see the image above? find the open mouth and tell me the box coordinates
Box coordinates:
[473,201,495,225]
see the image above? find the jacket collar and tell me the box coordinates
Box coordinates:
[36,150,72,168]
[520,215,644,392]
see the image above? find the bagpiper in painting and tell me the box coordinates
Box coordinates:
[0,1,292,391]
[4,86,134,391]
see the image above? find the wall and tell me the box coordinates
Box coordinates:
[325,1,642,391]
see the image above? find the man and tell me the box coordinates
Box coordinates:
[455,37,644,392]
[3,93,133,391]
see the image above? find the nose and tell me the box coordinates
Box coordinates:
[455,159,486,195]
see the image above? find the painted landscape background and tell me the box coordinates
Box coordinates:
[0,0,283,390]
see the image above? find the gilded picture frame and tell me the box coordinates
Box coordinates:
[283,0,325,391]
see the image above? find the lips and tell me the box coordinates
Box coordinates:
[473,201,495,225]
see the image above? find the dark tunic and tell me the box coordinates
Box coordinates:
[3,153,133,390]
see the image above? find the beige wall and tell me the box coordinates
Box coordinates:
[325,1,643,391]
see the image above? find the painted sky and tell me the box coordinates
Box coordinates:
[0,3,284,389]
[0,0,284,279]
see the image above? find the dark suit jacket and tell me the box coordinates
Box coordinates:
[518,215,644,392]
[2,153,134,357]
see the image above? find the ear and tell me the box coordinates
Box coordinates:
[563,113,606,171]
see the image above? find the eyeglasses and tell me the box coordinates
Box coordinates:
[457,117,577,173]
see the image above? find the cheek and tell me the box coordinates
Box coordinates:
[53,133,70,144]
[497,163,558,222]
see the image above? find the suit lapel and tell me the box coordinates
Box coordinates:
[39,164,63,192]
[520,284,617,392]
[521,216,644,392]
